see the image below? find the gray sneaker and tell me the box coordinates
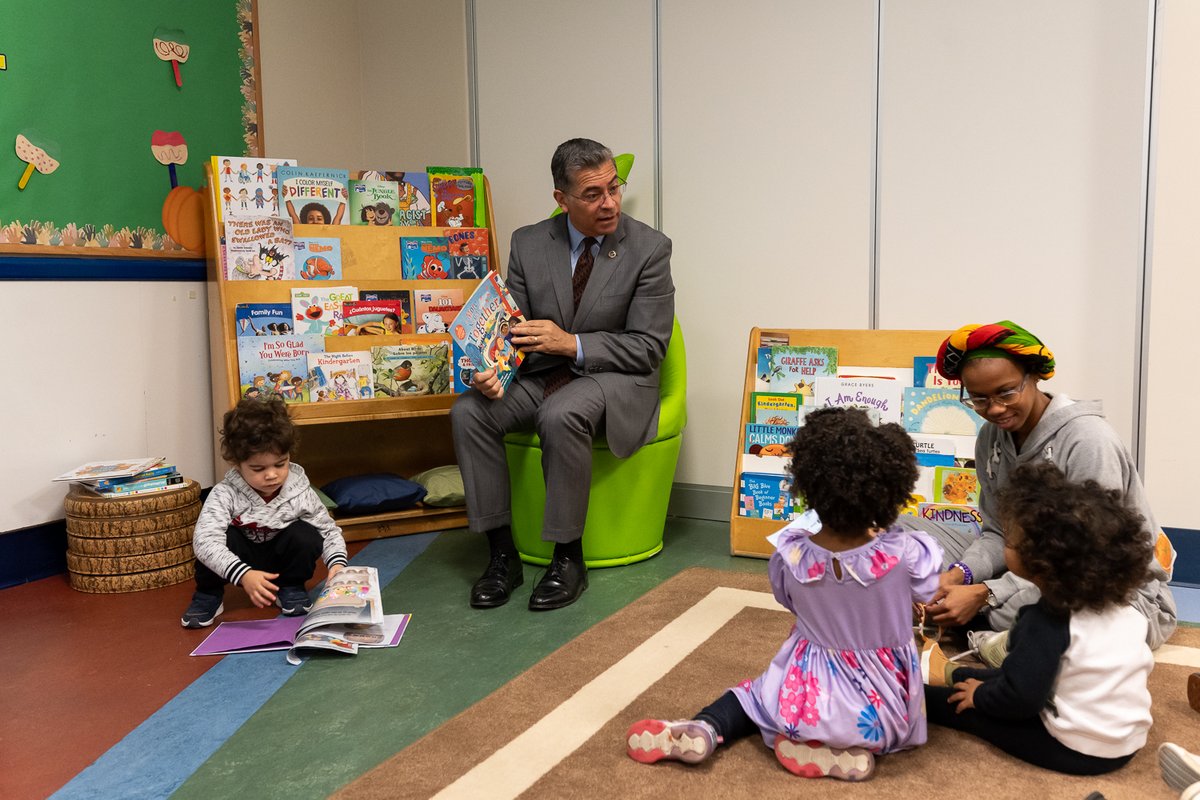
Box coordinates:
[1161,743,1200,792]
[626,719,718,764]
[276,586,312,616]
[181,592,224,628]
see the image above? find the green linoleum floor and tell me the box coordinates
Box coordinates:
[171,518,767,799]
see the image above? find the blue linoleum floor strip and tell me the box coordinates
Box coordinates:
[1171,584,1200,625]
[50,532,438,800]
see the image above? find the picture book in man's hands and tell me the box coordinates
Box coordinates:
[450,272,526,390]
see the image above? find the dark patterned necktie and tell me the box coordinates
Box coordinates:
[543,237,597,399]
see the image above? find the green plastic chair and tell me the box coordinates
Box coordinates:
[503,317,687,567]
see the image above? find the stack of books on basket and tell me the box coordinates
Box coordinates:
[52,457,185,498]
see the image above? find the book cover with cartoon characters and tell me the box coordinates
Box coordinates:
[349,179,401,226]
[294,237,342,280]
[444,227,490,257]
[290,285,359,336]
[223,217,295,280]
[756,345,839,395]
[276,166,351,226]
[211,155,296,223]
[749,392,802,426]
[359,290,414,333]
[738,472,796,520]
[234,303,293,337]
[237,334,325,403]
[429,173,475,228]
[449,272,526,391]
[355,170,432,226]
[306,351,374,402]
[451,340,475,394]
[932,466,980,506]
[413,288,464,334]
[400,236,452,279]
[340,300,409,336]
[743,423,798,456]
[903,387,984,436]
[913,356,960,388]
[371,342,452,396]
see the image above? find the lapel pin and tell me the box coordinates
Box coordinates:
[608,250,617,259]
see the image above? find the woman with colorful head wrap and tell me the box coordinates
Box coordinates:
[903,320,1176,649]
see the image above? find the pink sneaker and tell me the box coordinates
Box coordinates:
[773,735,875,780]
[626,719,717,765]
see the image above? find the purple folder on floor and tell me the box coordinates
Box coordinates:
[190,616,306,656]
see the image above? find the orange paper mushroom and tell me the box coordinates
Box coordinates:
[15,134,59,190]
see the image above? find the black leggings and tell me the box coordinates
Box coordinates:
[924,685,1135,776]
[194,520,324,595]
[696,691,759,744]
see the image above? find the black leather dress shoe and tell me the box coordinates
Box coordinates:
[470,552,524,608]
[528,555,588,611]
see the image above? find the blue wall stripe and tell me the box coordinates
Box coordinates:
[48,533,437,800]
[0,255,205,282]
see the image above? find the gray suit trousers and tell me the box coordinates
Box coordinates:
[450,373,606,543]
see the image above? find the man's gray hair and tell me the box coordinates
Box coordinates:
[551,138,614,192]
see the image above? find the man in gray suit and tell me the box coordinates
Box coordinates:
[450,138,675,611]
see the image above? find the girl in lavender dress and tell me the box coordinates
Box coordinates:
[627,407,942,780]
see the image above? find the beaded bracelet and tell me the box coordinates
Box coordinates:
[950,561,974,585]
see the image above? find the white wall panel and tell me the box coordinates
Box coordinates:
[473,0,657,272]
[661,0,877,486]
[877,0,1152,447]
[1145,0,1200,529]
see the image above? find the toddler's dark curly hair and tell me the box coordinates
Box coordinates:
[787,407,917,534]
[998,461,1151,615]
[219,396,297,464]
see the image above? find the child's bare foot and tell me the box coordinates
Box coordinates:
[773,735,875,780]
[626,719,717,765]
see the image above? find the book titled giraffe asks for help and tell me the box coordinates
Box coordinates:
[449,272,526,391]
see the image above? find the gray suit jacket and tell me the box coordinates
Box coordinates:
[507,213,675,458]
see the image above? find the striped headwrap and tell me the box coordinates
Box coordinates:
[936,320,1055,380]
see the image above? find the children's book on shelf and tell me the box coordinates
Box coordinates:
[340,300,409,336]
[290,285,359,336]
[372,342,452,396]
[359,291,414,333]
[913,356,959,388]
[400,236,452,279]
[237,334,325,403]
[307,351,374,402]
[756,345,838,395]
[428,165,487,227]
[356,170,432,226]
[449,272,526,391]
[349,178,401,226]
[211,155,296,222]
[903,387,984,436]
[413,288,464,334]
[738,472,796,520]
[743,423,798,456]
[53,457,167,483]
[933,466,980,506]
[223,217,295,280]
[451,340,475,394]
[813,377,904,425]
[450,255,487,280]
[749,392,802,426]
[235,303,293,337]
[294,237,342,280]
[276,166,351,226]
[429,172,476,228]
[912,502,982,538]
[189,566,411,664]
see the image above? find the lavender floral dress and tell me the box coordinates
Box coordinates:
[731,519,942,753]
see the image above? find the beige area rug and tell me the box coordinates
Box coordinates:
[336,568,1200,800]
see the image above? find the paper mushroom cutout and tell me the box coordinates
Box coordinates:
[153,29,190,88]
[15,134,59,190]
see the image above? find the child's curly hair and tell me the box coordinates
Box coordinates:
[219,397,297,464]
[787,407,917,533]
[998,461,1151,615]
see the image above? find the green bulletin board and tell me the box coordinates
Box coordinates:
[1,0,259,255]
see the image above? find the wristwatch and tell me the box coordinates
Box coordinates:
[984,586,1000,609]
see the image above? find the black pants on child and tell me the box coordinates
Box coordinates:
[194,520,324,595]
[924,685,1134,776]
[696,691,760,744]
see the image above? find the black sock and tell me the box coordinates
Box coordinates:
[553,538,583,564]
[485,525,517,558]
